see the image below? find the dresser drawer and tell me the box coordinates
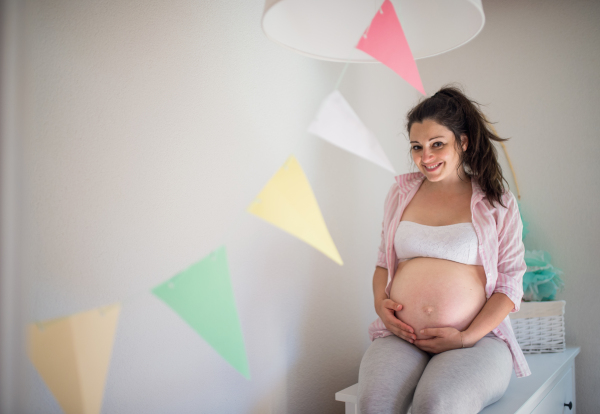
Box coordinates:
[530,368,572,414]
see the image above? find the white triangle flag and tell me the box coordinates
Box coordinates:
[308,90,396,174]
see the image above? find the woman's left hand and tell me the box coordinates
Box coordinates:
[413,327,465,353]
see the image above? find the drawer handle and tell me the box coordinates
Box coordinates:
[564,402,573,410]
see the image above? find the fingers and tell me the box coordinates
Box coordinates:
[414,338,441,353]
[382,315,416,342]
[381,313,415,341]
[414,329,462,353]
[382,300,414,334]
[420,328,443,337]
[380,299,418,343]
[396,320,414,334]
[413,339,435,353]
[394,328,416,344]
[384,310,414,335]
[383,299,402,312]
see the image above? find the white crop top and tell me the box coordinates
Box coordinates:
[394,221,483,265]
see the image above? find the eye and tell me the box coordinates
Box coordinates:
[411,145,422,151]
[432,141,443,148]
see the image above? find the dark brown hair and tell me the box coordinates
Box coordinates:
[406,84,509,208]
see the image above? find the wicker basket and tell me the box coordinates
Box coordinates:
[509,300,566,354]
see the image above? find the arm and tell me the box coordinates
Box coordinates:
[373,266,388,306]
[463,192,526,345]
[461,292,515,347]
[373,182,416,342]
[490,191,527,313]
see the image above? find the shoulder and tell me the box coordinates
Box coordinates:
[394,172,425,189]
[474,181,518,213]
[472,184,520,228]
[384,172,424,201]
[499,190,519,213]
[500,188,517,203]
[494,190,521,233]
[381,172,423,211]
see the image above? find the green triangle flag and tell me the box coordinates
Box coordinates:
[152,246,250,379]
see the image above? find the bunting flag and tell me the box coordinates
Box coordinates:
[308,90,396,174]
[247,155,343,265]
[28,304,121,414]
[356,0,425,95]
[152,246,250,379]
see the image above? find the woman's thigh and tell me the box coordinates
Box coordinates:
[411,335,513,414]
[357,335,430,414]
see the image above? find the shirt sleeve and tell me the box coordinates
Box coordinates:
[375,183,398,269]
[376,223,387,269]
[493,191,527,312]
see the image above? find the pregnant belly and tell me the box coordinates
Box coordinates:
[390,257,487,340]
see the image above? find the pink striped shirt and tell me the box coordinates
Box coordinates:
[369,172,531,378]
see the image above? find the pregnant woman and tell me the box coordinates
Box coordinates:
[357,86,531,414]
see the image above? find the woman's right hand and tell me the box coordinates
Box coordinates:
[376,299,417,343]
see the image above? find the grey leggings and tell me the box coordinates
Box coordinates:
[357,333,513,414]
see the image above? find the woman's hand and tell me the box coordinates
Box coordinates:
[376,299,417,343]
[413,327,464,353]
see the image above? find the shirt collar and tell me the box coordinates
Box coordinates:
[394,172,425,195]
[471,179,486,204]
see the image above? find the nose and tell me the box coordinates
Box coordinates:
[422,147,435,162]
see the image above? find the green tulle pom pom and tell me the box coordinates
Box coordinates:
[517,200,563,301]
[522,250,564,301]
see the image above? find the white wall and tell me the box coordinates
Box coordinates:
[2,0,598,413]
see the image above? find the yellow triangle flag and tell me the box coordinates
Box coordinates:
[247,155,343,265]
[28,304,121,414]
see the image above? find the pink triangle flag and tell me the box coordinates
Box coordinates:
[356,0,425,95]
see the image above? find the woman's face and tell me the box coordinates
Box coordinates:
[409,119,467,183]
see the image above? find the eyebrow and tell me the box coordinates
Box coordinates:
[409,135,444,144]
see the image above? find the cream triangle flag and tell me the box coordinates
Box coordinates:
[28,304,121,414]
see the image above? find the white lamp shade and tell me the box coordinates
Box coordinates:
[262,0,485,62]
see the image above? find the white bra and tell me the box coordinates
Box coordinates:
[394,221,483,265]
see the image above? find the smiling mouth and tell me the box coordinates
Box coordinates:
[423,162,442,171]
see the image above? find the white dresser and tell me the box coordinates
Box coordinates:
[335,346,580,414]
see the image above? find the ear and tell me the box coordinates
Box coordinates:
[460,134,468,152]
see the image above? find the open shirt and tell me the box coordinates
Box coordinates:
[368,172,531,378]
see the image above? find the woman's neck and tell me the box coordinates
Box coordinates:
[421,169,472,195]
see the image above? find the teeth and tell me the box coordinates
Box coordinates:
[425,163,441,170]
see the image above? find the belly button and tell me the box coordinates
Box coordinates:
[423,306,435,315]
